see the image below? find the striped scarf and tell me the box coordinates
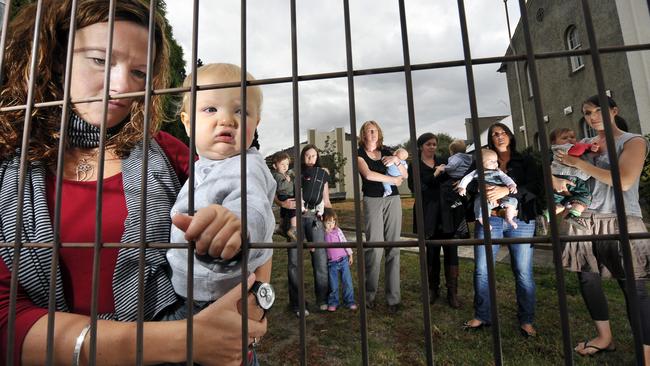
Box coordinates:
[0,114,181,321]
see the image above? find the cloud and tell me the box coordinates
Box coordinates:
[166,0,521,156]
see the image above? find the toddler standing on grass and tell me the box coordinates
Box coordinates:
[323,209,357,311]
[383,148,409,197]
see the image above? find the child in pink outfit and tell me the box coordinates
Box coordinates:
[323,210,357,311]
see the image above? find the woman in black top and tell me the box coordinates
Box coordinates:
[286,144,332,317]
[407,133,464,308]
[357,121,407,313]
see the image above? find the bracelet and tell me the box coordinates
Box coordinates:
[72,324,91,366]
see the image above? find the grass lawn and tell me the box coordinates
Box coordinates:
[258,199,641,365]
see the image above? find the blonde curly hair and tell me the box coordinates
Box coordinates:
[0,0,171,162]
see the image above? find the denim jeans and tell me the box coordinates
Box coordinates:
[327,256,356,307]
[473,216,536,325]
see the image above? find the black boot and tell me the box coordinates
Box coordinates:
[445,265,461,309]
[428,263,440,304]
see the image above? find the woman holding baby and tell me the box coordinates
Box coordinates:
[555,95,650,361]
[463,122,542,338]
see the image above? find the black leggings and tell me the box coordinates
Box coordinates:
[578,271,650,345]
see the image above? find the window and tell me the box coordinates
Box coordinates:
[566,25,584,72]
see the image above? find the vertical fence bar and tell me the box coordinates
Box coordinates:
[288,0,308,364]
[0,0,13,85]
[455,1,503,364]
[396,1,434,364]
[47,1,79,365]
[88,1,118,363]
[240,0,251,363]
[135,1,159,364]
[185,1,200,364]
[514,0,574,364]
[5,1,45,365]
[341,1,369,364]
[580,1,645,364]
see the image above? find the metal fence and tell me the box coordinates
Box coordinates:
[2,0,650,365]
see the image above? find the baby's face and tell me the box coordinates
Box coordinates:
[274,159,290,174]
[555,131,576,145]
[181,73,260,160]
[482,152,498,170]
[395,149,408,160]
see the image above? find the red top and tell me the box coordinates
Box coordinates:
[0,131,189,364]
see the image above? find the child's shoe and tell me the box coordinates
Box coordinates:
[327,305,337,312]
[383,190,391,197]
[348,304,358,310]
[319,304,328,311]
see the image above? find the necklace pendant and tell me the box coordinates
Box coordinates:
[76,158,93,181]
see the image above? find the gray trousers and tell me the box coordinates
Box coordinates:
[363,195,402,306]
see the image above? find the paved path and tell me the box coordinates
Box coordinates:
[340,229,556,268]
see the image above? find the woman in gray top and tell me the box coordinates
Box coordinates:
[555,95,650,360]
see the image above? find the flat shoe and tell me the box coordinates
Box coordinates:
[462,320,490,331]
[575,340,616,357]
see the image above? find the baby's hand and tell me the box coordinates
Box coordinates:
[172,204,241,260]
[508,185,518,194]
[590,143,600,153]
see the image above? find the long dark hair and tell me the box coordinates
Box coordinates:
[300,144,321,170]
[582,94,628,131]
[487,122,516,152]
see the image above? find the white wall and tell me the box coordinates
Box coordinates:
[616,0,650,135]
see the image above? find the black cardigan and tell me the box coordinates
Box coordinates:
[407,155,466,238]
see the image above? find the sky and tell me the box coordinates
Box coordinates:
[166,0,522,156]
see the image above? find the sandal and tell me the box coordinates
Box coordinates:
[462,320,490,331]
[519,324,537,338]
[575,339,616,357]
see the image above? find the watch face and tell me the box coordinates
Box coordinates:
[256,282,275,310]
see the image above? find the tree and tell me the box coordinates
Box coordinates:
[396,132,456,162]
[320,136,348,189]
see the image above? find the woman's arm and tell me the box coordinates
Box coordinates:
[357,157,402,185]
[561,137,647,190]
[381,156,408,179]
[21,275,264,366]
[322,182,332,208]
